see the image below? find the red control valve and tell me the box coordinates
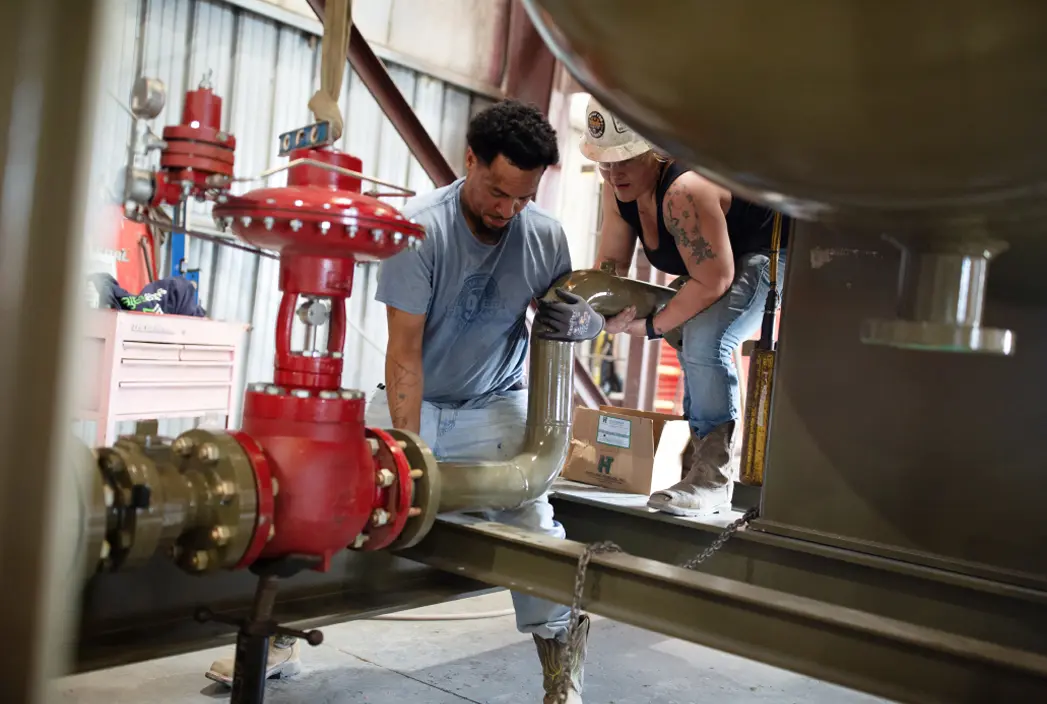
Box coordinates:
[152,73,236,207]
[209,142,435,573]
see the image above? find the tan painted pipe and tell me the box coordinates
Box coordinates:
[436,269,675,512]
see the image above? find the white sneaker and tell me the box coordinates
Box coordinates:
[204,637,302,687]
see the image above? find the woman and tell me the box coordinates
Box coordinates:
[582,96,789,517]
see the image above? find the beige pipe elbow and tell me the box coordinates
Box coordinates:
[436,269,676,513]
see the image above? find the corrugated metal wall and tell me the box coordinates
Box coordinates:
[84,0,491,439]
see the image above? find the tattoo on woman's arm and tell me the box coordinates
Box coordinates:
[665,188,717,265]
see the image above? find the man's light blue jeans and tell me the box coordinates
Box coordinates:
[366,387,571,643]
[678,250,787,441]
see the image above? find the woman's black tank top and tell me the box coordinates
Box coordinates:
[614,161,790,277]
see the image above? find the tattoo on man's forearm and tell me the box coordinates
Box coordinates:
[387,357,419,428]
[666,190,717,265]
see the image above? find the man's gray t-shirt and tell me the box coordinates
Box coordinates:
[375,178,572,406]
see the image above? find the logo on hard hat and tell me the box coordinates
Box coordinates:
[587,110,605,139]
[611,115,629,134]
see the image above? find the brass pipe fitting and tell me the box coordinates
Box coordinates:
[93,429,259,575]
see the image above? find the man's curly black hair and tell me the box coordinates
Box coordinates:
[466,99,559,172]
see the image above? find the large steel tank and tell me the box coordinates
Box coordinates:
[521,0,1047,232]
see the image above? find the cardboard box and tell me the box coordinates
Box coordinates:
[562,405,692,494]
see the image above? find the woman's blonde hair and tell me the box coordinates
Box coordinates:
[597,148,673,168]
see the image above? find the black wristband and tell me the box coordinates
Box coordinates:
[645,314,663,340]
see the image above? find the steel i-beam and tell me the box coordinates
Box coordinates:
[401,514,1047,704]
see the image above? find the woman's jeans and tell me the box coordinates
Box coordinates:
[677,251,787,482]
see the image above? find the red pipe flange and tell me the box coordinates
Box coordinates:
[356,428,414,552]
[227,430,275,570]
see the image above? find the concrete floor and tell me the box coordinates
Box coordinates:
[56,591,886,704]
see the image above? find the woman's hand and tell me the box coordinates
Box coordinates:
[604,306,645,337]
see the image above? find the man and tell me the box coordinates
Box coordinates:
[579,96,789,517]
[371,98,604,704]
[206,100,604,703]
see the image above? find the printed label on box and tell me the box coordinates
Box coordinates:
[596,415,632,449]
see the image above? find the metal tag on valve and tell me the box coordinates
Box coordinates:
[278,121,333,156]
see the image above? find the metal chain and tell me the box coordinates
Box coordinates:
[556,540,621,704]
[554,507,759,703]
[679,506,759,570]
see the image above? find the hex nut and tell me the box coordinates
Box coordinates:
[172,436,194,456]
[376,468,396,488]
[371,508,390,527]
[210,525,232,546]
[190,550,210,571]
[215,480,237,500]
[197,442,220,463]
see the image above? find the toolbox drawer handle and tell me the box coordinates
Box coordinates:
[120,359,233,368]
[117,381,232,389]
[122,341,181,350]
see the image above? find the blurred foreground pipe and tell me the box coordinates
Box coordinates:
[437,270,675,512]
[0,0,105,700]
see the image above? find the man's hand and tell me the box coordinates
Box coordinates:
[604,305,645,337]
[535,289,605,342]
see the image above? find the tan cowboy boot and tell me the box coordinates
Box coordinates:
[680,435,697,481]
[204,635,301,687]
[647,421,736,516]
[533,616,590,703]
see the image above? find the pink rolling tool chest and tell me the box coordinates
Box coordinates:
[77,309,249,445]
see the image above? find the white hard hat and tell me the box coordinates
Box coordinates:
[579,96,652,163]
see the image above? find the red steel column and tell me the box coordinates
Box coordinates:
[502,0,556,111]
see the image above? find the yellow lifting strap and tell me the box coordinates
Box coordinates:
[308,0,353,142]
